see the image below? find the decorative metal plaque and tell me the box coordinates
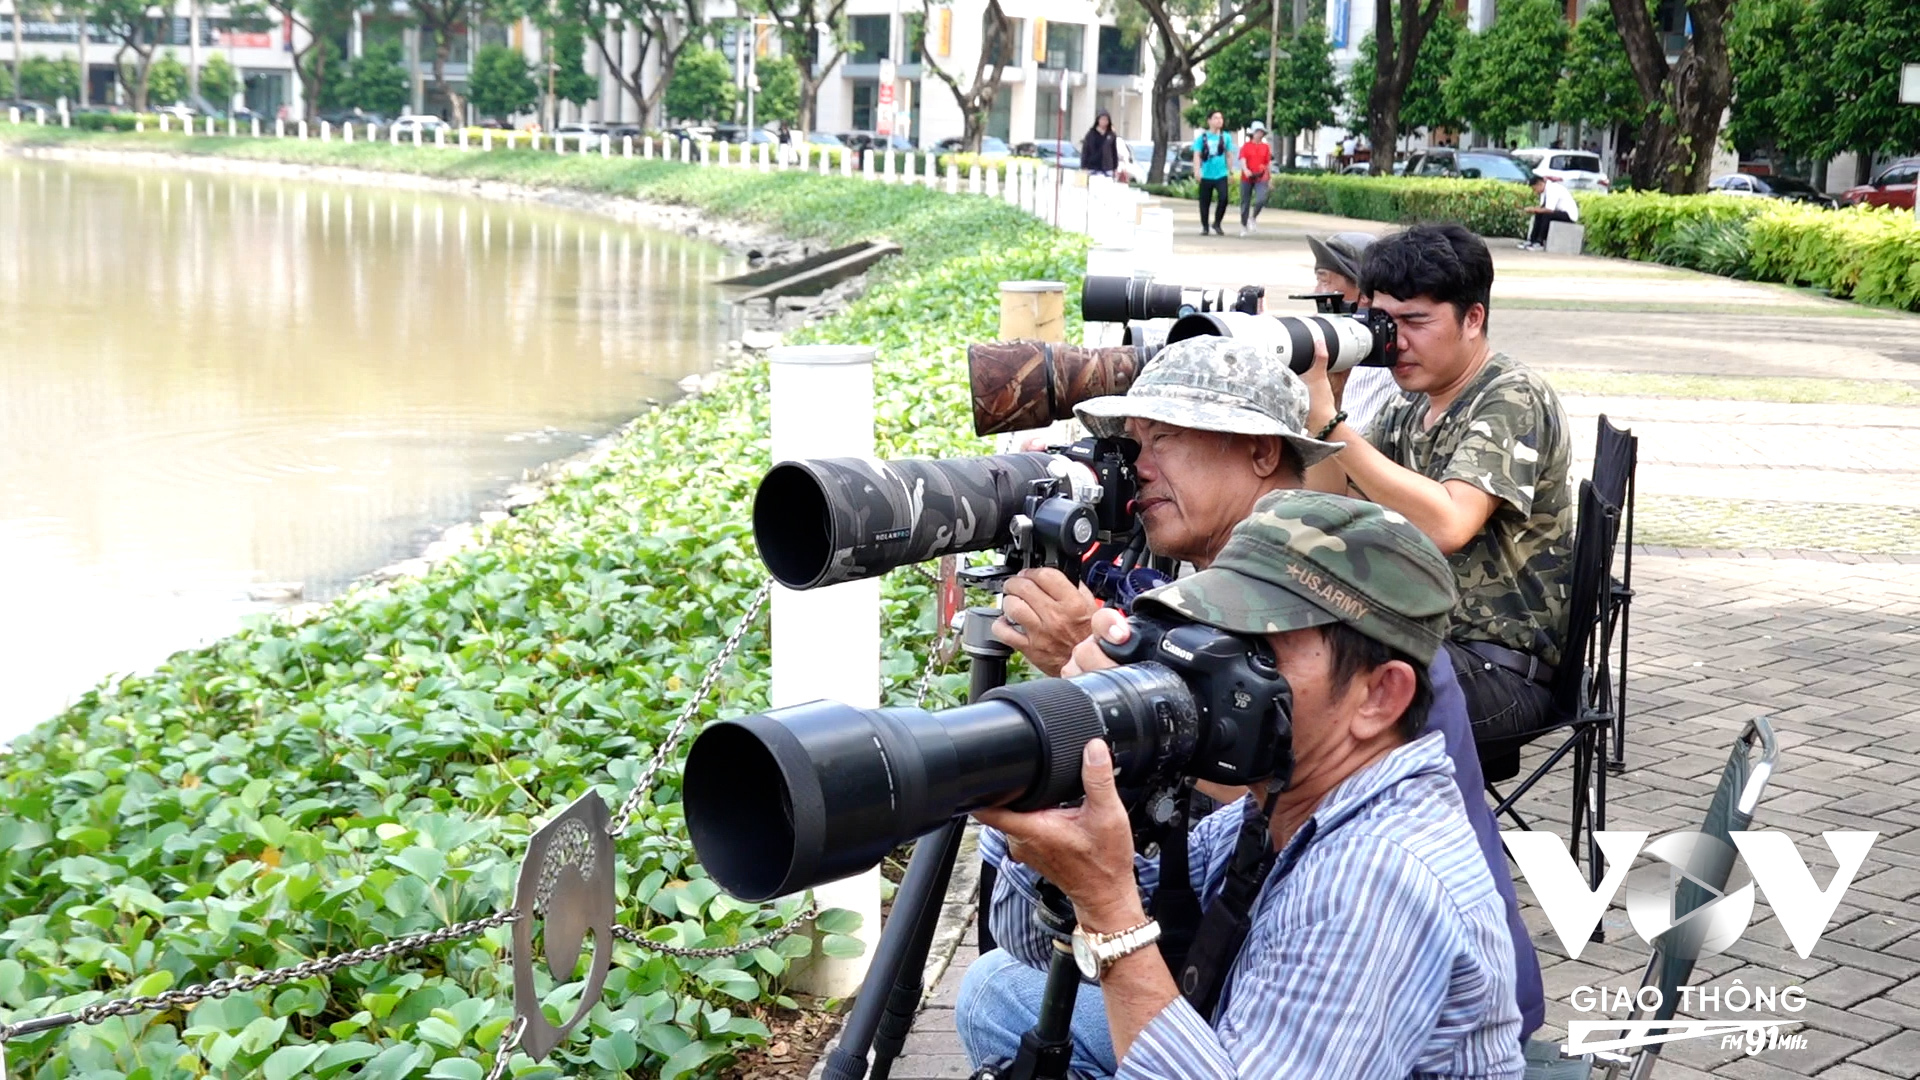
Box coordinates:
[510,791,617,1061]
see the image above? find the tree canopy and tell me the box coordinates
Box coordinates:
[1554,0,1642,132]
[663,46,735,122]
[1443,0,1568,145]
[1345,9,1463,140]
[753,54,801,126]
[201,54,239,109]
[1188,19,1340,140]
[469,43,538,121]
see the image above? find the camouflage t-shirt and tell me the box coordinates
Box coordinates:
[1363,352,1573,668]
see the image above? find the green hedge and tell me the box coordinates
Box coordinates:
[0,125,1086,1080]
[1573,190,1766,263]
[1144,173,1533,238]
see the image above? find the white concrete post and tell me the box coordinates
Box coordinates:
[1006,164,1020,208]
[275,117,284,138]
[924,152,937,188]
[557,131,567,155]
[298,120,308,139]
[9,107,20,125]
[250,118,260,137]
[227,117,237,136]
[623,135,632,158]
[137,115,145,132]
[968,164,981,194]
[768,344,883,998]
[985,165,999,199]
[60,108,70,128]
[204,116,214,136]
[680,137,690,163]
[435,126,445,148]
[159,112,169,132]
[508,130,518,150]
[822,147,833,176]
[883,149,895,182]
[482,128,491,151]
[601,134,609,158]
[758,141,769,170]
[459,127,468,150]
[841,149,852,177]
[862,150,875,181]
[903,150,915,182]
[718,140,729,167]
[946,164,959,194]
[702,140,712,166]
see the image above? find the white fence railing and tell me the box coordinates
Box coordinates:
[19,107,1172,261]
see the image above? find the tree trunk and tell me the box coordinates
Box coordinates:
[1148,71,1186,184]
[11,6,21,94]
[1609,0,1733,194]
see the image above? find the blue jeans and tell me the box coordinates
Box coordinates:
[956,949,1118,1079]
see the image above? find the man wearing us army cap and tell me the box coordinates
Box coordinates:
[975,336,1544,1056]
[963,492,1525,1079]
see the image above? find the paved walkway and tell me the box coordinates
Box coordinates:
[876,209,1920,1079]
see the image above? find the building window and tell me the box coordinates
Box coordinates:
[988,86,1012,141]
[983,14,1022,67]
[1097,26,1140,75]
[851,15,890,63]
[852,79,878,130]
[1041,22,1083,70]
[1036,86,1066,140]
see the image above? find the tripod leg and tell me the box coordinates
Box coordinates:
[871,824,967,1080]
[821,817,968,1080]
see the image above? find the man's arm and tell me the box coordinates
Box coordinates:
[1116,838,1468,1080]
[1298,351,1499,554]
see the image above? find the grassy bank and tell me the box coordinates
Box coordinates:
[0,125,1086,1079]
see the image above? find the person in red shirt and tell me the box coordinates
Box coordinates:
[1237,121,1274,237]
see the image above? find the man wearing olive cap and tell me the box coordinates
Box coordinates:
[964,492,1525,1079]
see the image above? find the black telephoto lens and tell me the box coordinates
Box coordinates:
[683,664,1198,901]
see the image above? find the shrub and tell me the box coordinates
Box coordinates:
[1264,174,1536,237]
[1651,214,1755,278]
[71,111,143,132]
[1575,189,1765,262]
[1747,203,1920,310]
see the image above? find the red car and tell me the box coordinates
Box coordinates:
[1841,158,1918,210]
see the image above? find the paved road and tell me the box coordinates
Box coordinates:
[872,207,1920,1080]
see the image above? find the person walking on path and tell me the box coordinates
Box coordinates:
[1237,121,1273,236]
[1081,110,1120,178]
[1191,111,1236,236]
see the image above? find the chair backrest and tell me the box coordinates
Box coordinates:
[1643,717,1780,1024]
[1549,480,1621,716]
[1592,415,1638,512]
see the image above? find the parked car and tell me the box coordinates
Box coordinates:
[1016,139,1081,168]
[1511,147,1612,192]
[1123,140,1192,182]
[391,114,452,139]
[152,104,199,123]
[552,122,609,150]
[841,131,916,153]
[933,135,1012,158]
[805,131,845,147]
[1707,172,1840,209]
[1402,148,1535,184]
[1840,158,1918,211]
[6,98,55,118]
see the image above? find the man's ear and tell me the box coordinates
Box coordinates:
[1351,660,1417,743]
[1248,435,1289,481]
[1461,301,1488,341]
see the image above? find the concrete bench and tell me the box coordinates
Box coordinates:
[1546,220,1587,255]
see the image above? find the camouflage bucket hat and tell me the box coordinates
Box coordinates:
[1133,490,1457,664]
[1073,337,1345,468]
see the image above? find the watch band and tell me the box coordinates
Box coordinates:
[1088,919,1161,975]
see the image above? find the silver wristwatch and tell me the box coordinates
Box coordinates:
[1070,920,1162,981]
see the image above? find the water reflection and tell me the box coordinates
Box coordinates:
[0,160,737,735]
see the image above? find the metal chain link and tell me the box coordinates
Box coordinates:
[483,1016,527,1080]
[606,579,773,837]
[70,912,518,1028]
[610,897,819,959]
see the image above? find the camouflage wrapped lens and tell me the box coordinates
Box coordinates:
[752,453,1058,589]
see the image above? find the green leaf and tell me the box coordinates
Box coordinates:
[590,1030,640,1071]
[312,1041,381,1079]
[820,933,867,959]
[426,1059,485,1080]
[262,1044,328,1080]
[813,908,863,935]
[416,1016,464,1049]
[659,1038,728,1080]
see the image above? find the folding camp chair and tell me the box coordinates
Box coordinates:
[1591,417,1639,773]
[1531,717,1780,1080]
[1481,417,1637,894]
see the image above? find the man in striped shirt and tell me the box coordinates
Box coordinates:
[961,492,1526,1080]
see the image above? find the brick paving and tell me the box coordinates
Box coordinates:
[871,212,1920,1079]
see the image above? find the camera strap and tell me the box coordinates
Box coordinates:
[1146,788,1204,974]
[1175,795,1287,1023]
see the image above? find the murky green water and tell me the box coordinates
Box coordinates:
[0,159,737,734]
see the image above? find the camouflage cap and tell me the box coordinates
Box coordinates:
[1072,337,1345,468]
[1133,490,1457,664]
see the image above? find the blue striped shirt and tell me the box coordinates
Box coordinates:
[982,732,1524,1079]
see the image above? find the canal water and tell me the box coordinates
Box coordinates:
[0,158,737,737]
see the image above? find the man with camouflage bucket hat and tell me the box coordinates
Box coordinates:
[961,491,1525,1080]
[989,335,1342,676]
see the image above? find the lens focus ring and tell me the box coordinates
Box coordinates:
[986,680,1106,812]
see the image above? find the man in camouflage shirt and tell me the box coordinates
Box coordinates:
[1301,223,1573,747]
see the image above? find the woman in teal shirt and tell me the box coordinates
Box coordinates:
[1190,111,1236,236]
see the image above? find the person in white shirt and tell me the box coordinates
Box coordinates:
[1520,175,1580,250]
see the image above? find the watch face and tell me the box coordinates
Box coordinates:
[1071,931,1100,980]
